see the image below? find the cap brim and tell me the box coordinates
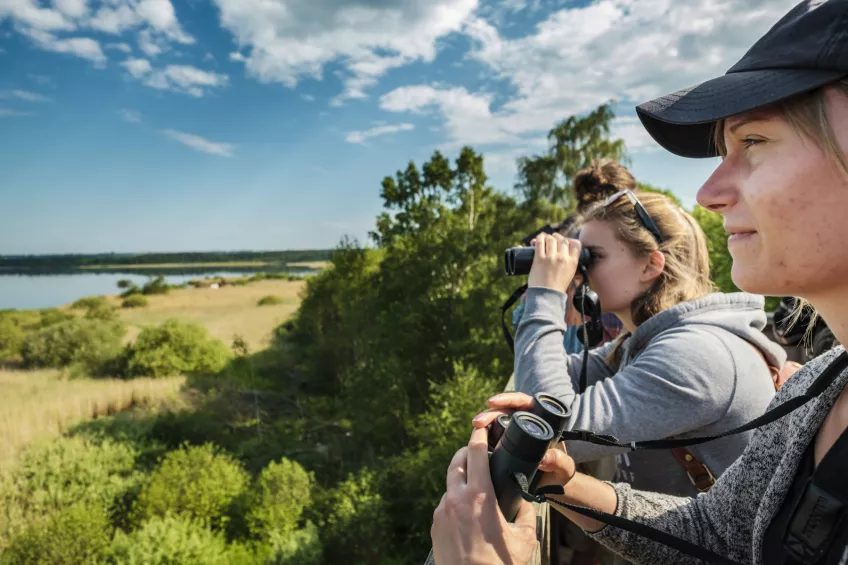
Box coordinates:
[636,69,848,158]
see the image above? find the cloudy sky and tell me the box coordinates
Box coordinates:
[0,0,799,254]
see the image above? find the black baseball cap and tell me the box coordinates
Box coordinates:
[636,0,848,159]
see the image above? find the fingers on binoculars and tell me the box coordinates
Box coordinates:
[446,446,468,491]
[466,426,493,490]
[472,408,508,428]
[487,392,534,409]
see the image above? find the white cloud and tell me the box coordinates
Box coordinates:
[105,42,132,53]
[301,93,315,102]
[121,57,152,78]
[345,122,414,144]
[0,0,74,31]
[121,58,229,97]
[162,129,235,157]
[0,108,32,117]
[52,0,89,19]
[381,0,799,161]
[213,0,478,102]
[120,108,141,122]
[0,89,52,102]
[6,0,191,66]
[18,27,106,65]
[203,52,215,62]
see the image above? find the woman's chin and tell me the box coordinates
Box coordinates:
[730,265,784,297]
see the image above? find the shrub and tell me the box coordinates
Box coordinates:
[84,302,119,322]
[265,521,323,565]
[257,295,285,307]
[20,317,126,374]
[141,276,169,296]
[107,515,232,565]
[0,436,140,550]
[122,295,148,309]
[312,468,393,565]
[125,319,230,378]
[120,286,141,298]
[2,502,112,565]
[70,296,107,311]
[0,317,26,361]
[246,458,312,539]
[116,279,134,289]
[38,308,75,328]
[132,443,249,529]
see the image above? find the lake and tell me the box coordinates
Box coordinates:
[0,270,314,310]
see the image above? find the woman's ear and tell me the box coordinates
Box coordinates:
[641,250,665,283]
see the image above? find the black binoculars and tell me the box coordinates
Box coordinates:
[486,392,571,522]
[504,245,594,277]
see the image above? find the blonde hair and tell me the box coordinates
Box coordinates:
[712,78,848,336]
[582,191,716,362]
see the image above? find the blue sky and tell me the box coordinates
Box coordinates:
[0,0,798,254]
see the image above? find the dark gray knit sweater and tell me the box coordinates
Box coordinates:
[588,346,848,565]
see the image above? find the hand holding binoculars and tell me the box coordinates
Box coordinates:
[485,392,571,522]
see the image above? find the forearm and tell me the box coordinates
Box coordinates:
[546,472,618,532]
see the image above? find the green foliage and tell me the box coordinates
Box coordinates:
[264,522,323,565]
[636,181,683,206]
[141,276,170,296]
[516,103,628,207]
[106,515,234,565]
[257,295,285,307]
[70,296,108,311]
[0,435,140,550]
[2,502,112,565]
[20,317,126,374]
[246,458,311,539]
[122,295,149,309]
[313,468,393,565]
[85,303,120,322]
[132,442,249,529]
[38,308,75,328]
[125,319,230,378]
[0,317,26,361]
[117,279,135,289]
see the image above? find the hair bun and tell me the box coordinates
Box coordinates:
[573,159,636,211]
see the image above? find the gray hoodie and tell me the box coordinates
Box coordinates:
[514,288,786,497]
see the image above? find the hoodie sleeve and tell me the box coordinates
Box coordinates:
[513,287,737,463]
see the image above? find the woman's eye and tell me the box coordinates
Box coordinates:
[741,137,764,148]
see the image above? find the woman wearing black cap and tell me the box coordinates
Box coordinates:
[430,0,848,563]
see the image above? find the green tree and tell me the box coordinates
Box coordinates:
[516,103,628,208]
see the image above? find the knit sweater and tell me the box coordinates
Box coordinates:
[589,346,848,565]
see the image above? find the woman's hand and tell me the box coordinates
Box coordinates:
[528,233,582,294]
[430,426,538,565]
[471,393,577,487]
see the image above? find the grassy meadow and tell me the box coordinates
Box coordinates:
[0,369,184,472]
[111,278,307,352]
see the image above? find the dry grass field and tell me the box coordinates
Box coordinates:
[0,369,184,472]
[112,279,307,352]
[80,261,271,269]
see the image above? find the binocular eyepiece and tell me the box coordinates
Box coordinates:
[488,392,571,522]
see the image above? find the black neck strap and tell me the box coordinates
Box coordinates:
[501,284,528,354]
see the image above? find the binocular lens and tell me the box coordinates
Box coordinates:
[519,417,548,439]
[539,397,567,416]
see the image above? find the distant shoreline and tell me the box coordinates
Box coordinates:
[79,261,273,270]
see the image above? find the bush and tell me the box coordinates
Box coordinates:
[20,317,126,374]
[125,319,230,378]
[265,522,323,565]
[38,308,75,328]
[107,515,232,565]
[122,295,148,309]
[312,468,393,565]
[0,317,26,361]
[257,295,285,307]
[246,458,312,539]
[0,436,140,550]
[84,302,119,322]
[2,502,112,565]
[141,276,170,296]
[70,296,107,311]
[132,443,249,529]
[120,286,141,298]
[116,279,134,289]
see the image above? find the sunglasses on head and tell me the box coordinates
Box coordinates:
[602,189,665,244]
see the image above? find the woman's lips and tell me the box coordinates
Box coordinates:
[728,231,757,244]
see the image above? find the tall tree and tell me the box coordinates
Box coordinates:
[516,103,629,208]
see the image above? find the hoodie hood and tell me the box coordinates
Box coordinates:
[628,292,787,367]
